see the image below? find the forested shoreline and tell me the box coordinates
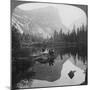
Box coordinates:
[12,24,87,49]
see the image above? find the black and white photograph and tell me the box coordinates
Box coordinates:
[11,0,88,89]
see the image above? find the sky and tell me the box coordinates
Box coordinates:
[18,3,87,30]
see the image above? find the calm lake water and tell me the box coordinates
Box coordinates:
[16,47,87,88]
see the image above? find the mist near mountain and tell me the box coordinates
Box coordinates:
[68,16,87,30]
[12,6,67,39]
[12,4,87,39]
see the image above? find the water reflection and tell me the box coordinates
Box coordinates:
[32,55,69,82]
[30,56,86,87]
[16,54,87,88]
[15,46,87,89]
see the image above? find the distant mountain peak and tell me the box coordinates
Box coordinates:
[12,6,68,38]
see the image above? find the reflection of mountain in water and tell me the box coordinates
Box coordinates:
[15,48,87,88]
[31,55,66,82]
[30,56,85,88]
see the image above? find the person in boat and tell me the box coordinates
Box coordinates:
[41,48,45,52]
[34,48,55,65]
[41,48,49,54]
[49,49,54,55]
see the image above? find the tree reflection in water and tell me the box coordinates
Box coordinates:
[13,46,87,89]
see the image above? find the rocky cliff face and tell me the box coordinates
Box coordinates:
[12,6,67,38]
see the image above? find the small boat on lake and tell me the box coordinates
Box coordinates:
[32,49,56,64]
